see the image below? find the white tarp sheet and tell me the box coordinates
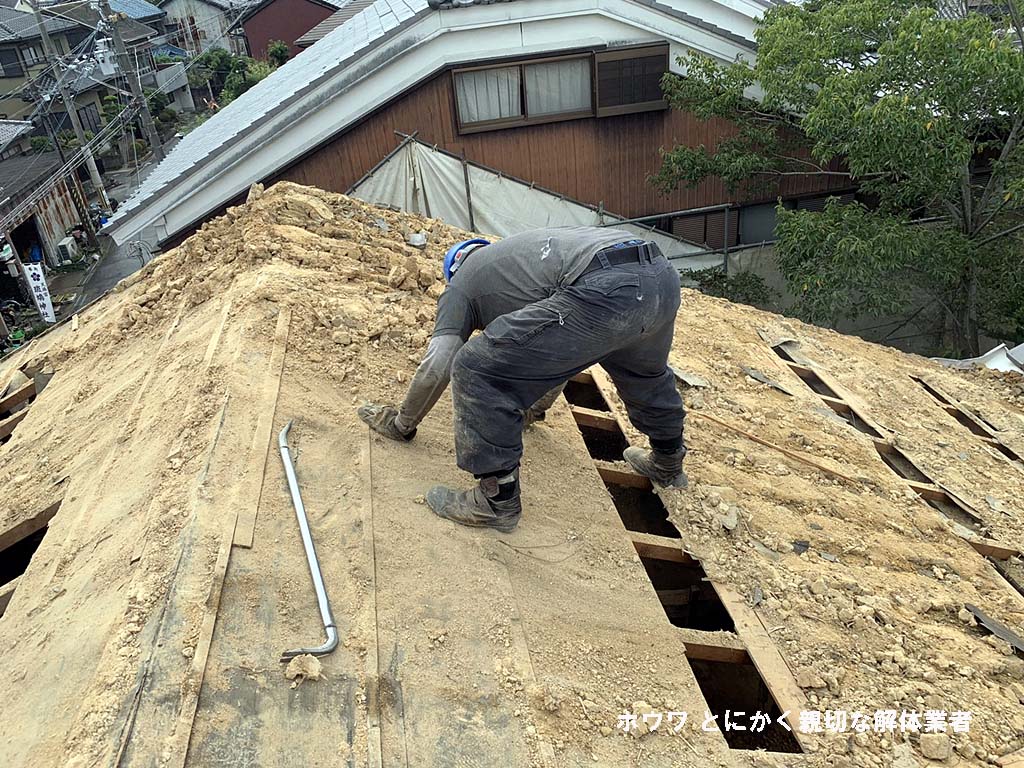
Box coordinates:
[351,141,710,265]
[932,343,1024,373]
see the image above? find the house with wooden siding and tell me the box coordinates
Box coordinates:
[237,0,347,59]
[108,0,850,250]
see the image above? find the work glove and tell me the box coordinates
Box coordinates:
[358,403,416,442]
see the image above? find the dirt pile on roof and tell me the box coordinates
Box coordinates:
[0,181,1022,768]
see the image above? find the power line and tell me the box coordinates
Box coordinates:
[0,1,255,231]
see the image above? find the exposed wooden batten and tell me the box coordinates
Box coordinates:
[0,499,61,554]
[630,531,692,564]
[569,404,620,432]
[594,460,652,490]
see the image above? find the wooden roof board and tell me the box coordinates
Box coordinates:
[174,347,734,766]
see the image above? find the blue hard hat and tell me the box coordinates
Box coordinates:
[443,238,490,282]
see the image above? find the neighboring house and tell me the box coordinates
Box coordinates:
[0,150,89,286]
[0,7,83,120]
[109,0,851,250]
[237,0,344,59]
[0,118,33,158]
[40,0,194,115]
[0,1,184,143]
[159,0,249,55]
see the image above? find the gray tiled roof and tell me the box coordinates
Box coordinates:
[44,1,159,42]
[0,151,63,200]
[295,0,376,47]
[0,119,32,151]
[0,6,77,42]
[112,0,430,227]
[106,0,166,20]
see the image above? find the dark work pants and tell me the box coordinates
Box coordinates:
[450,255,685,477]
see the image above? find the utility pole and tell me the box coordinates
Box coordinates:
[29,0,110,210]
[98,0,164,162]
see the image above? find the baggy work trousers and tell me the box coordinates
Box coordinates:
[450,254,685,476]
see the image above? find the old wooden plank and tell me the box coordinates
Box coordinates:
[996,747,1024,767]
[967,537,1020,561]
[630,531,693,564]
[0,381,35,415]
[594,459,652,490]
[0,499,60,554]
[569,404,620,432]
[0,574,20,616]
[163,512,238,768]
[233,308,291,548]
[0,409,27,440]
[711,583,813,751]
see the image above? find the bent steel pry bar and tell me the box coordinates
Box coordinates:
[278,420,339,662]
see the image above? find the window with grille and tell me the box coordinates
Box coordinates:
[595,45,669,117]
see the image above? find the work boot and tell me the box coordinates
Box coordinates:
[358,403,416,442]
[426,472,521,532]
[623,447,688,489]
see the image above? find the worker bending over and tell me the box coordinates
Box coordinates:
[359,226,687,532]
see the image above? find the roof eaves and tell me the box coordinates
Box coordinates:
[635,0,757,50]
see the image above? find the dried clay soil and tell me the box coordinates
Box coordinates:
[0,181,1022,768]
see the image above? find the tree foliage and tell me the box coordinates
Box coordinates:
[30,136,52,153]
[219,56,271,104]
[689,266,778,307]
[655,0,1024,354]
[266,39,290,68]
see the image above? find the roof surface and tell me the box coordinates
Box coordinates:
[295,0,378,47]
[45,1,159,41]
[0,5,77,41]
[106,0,166,19]
[0,150,62,200]
[0,119,33,150]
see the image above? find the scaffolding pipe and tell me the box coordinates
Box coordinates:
[278,420,338,662]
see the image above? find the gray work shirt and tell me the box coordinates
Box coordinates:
[433,226,638,340]
[394,226,637,432]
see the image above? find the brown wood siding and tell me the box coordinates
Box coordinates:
[275,69,848,218]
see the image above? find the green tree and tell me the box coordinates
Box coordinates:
[654,0,1024,355]
[689,266,778,308]
[145,88,170,116]
[219,57,271,104]
[30,136,52,153]
[266,39,290,67]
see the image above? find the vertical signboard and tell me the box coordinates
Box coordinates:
[21,261,56,323]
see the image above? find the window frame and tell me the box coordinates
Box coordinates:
[452,44,670,134]
[0,47,24,78]
[452,52,595,134]
[594,43,670,118]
